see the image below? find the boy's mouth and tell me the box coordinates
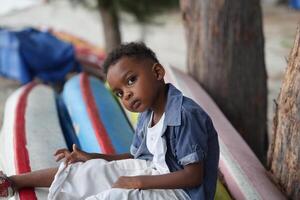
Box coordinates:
[130,99,141,110]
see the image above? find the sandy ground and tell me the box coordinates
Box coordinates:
[0,1,299,138]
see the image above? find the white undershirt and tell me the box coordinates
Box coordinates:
[146,112,170,174]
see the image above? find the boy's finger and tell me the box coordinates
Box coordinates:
[68,159,74,165]
[72,144,77,152]
[55,153,65,162]
[67,156,77,166]
[64,156,71,166]
[54,148,68,156]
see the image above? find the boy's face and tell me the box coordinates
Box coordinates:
[107,57,165,113]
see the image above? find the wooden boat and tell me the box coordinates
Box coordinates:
[50,29,106,80]
[60,73,133,154]
[164,65,286,200]
[0,84,67,200]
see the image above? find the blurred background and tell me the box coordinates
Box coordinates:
[0,0,299,139]
[0,0,299,198]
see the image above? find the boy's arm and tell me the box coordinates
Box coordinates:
[88,153,133,161]
[55,144,133,166]
[112,162,203,189]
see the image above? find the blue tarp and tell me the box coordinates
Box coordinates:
[290,0,300,9]
[0,28,81,84]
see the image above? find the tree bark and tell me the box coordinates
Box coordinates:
[180,0,268,163]
[267,26,300,200]
[98,0,121,53]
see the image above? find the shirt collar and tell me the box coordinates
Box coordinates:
[142,83,183,128]
[164,83,183,126]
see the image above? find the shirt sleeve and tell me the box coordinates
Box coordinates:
[175,109,211,166]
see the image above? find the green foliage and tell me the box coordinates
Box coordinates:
[71,0,179,23]
[118,0,179,23]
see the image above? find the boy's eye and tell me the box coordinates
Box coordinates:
[115,91,123,98]
[127,76,137,86]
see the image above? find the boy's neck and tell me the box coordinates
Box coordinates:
[151,83,168,125]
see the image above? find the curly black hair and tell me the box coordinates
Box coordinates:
[103,42,159,74]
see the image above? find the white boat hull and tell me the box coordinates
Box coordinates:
[0,83,67,200]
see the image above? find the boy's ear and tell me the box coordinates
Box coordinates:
[152,63,165,80]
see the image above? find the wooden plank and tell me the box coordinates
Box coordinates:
[165,65,285,200]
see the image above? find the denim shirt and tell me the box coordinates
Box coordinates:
[130,84,220,200]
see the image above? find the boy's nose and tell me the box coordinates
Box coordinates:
[124,91,133,100]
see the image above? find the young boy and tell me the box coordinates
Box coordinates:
[0,42,219,200]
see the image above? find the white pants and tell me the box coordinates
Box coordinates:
[48,159,190,200]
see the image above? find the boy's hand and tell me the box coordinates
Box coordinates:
[54,144,91,166]
[112,176,141,189]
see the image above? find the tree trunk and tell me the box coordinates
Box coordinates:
[267,26,300,200]
[180,0,268,163]
[98,0,121,53]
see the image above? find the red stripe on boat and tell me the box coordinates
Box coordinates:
[13,83,38,200]
[80,73,115,154]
